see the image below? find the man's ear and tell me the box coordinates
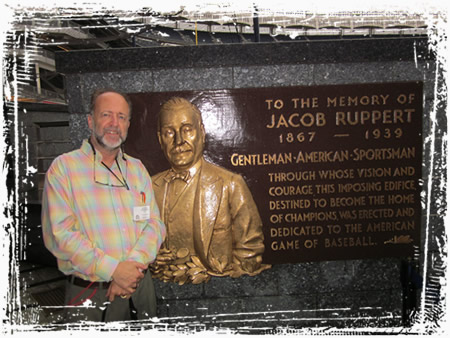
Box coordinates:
[87,114,93,131]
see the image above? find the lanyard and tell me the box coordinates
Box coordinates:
[88,139,130,190]
[101,159,130,190]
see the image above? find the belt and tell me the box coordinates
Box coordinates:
[67,269,148,289]
[67,275,111,289]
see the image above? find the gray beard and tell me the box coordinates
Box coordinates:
[94,132,122,151]
[92,120,126,151]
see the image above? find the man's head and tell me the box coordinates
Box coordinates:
[88,89,131,152]
[158,97,206,172]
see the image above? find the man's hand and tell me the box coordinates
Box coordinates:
[111,261,147,294]
[106,281,130,302]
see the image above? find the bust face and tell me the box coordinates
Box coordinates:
[158,104,205,172]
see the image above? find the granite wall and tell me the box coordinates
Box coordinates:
[55,37,444,333]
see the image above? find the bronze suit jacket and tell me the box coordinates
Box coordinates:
[152,158,265,275]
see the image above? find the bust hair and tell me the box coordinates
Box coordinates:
[158,97,203,130]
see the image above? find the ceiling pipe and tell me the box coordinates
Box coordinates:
[253,5,260,42]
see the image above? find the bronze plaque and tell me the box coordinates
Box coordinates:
[125,82,422,264]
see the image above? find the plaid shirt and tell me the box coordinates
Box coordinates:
[41,139,166,282]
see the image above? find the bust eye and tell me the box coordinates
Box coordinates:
[182,125,193,133]
[164,129,174,137]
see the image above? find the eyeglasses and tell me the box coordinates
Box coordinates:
[93,156,129,190]
[88,138,129,190]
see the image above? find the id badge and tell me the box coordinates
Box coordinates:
[133,205,150,221]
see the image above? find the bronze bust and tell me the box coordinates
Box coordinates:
[150,97,270,284]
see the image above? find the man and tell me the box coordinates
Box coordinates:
[151,97,269,285]
[41,89,166,322]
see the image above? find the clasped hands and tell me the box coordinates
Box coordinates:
[106,260,148,302]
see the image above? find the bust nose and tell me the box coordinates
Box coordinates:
[175,130,184,145]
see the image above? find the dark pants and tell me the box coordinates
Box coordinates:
[63,271,157,322]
